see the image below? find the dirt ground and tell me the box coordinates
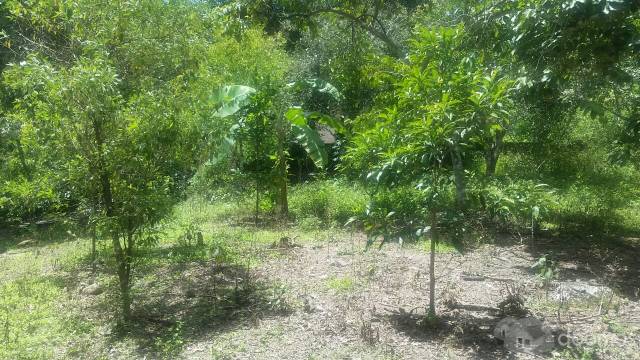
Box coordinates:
[172,234,640,360]
[7,226,637,359]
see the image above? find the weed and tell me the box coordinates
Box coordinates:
[326,276,356,293]
[415,239,458,254]
[154,321,185,358]
[289,180,367,227]
[266,284,290,313]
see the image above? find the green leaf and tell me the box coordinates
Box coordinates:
[284,107,307,126]
[307,112,346,134]
[291,124,328,169]
[285,107,346,134]
[212,85,257,118]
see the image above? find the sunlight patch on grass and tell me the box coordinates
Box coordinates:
[414,239,458,254]
[326,276,356,293]
[0,277,67,359]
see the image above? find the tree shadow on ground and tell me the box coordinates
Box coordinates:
[516,234,640,301]
[0,221,81,254]
[103,259,291,358]
[384,310,522,359]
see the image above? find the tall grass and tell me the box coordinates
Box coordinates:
[288,179,368,228]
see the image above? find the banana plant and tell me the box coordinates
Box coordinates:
[212,80,344,219]
[211,85,258,118]
[212,83,341,170]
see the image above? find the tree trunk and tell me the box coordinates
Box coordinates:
[288,8,405,58]
[255,179,260,227]
[275,112,290,219]
[451,144,465,210]
[485,131,504,178]
[92,117,132,322]
[278,175,289,219]
[91,225,97,274]
[116,248,131,320]
[254,126,261,227]
[428,208,438,317]
[276,146,289,219]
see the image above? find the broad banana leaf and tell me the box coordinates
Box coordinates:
[291,123,328,169]
[212,85,256,118]
[285,107,346,134]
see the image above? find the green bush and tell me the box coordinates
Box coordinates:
[0,178,61,224]
[288,180,368,227]
[476,179,558,231]
[361,185,428,242]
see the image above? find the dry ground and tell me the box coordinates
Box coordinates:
[174,234,640,360]
[2,227,639,360]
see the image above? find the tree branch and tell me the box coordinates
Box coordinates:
[285,7,404,58]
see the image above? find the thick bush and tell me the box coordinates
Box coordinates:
[288,180,368,227]
[0,178,60,224]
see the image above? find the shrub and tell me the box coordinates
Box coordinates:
[361,185,428,244]
[288,180,368,227]
[0,178,61,224]
[476,179,558,232]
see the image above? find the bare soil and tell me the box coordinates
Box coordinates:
[171,234,640,360]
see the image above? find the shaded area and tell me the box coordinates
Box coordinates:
[92,253,290,358]
[519,235,640,300]
[0,220,81,255]
[384,310,514,359]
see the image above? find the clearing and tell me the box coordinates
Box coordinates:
[1,206,639,359]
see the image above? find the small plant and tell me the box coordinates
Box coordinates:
[177,222,204,247]
[417,311,441,331]
[155,321,184,358]
[532,254,558,287]
[326,276,356,293]
[267,284,290,314]
[497,283,529,317]
[558,344,599,360]
[359,319,379,345]
[298,216,323,231]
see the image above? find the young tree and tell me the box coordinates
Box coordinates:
[1,0,256,321]
[346,25,514,316]
[216,79,343,221]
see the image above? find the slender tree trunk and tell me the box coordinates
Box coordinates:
[254,126,261,227]
[91,225,97,274]
[275,112,289,219]
[116,247,131,320]
[276,144,289,219]
[451,144,465,210]
[278,173,288,218]
[255,179,260,227]
[485,131,504,177]
[428,208,438,317]
[92,117,132,322]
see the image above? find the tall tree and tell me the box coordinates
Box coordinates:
[222,0,431,57]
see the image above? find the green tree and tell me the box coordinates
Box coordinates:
[222,0,431,57]
[0,0,257,321]
[346,25,514,316]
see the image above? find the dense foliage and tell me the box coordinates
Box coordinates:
[1,0,639,328]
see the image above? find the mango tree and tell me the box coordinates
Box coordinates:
[346,25,514,317]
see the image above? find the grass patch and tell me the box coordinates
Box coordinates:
[326,276,356,293]
[0,277,86,360]
[289,179,367,228]
[413,239,458,254]
[0,194,360,358]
